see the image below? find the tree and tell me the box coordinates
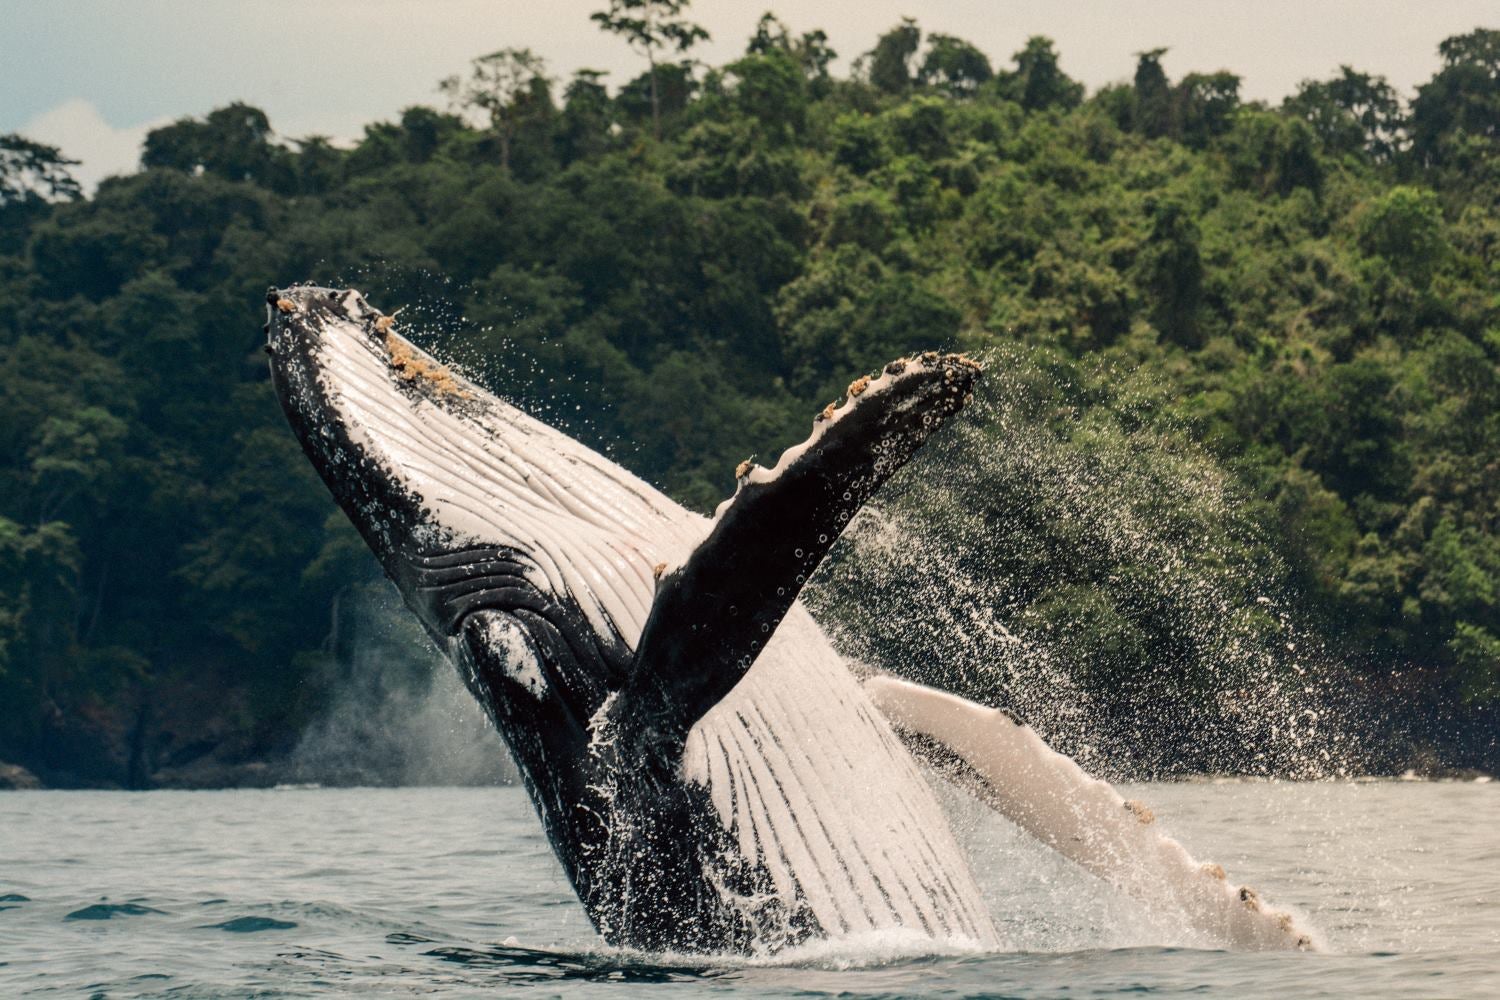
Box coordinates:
[1222,110,1324,195]
[141,103,291,188]
[440,48,552,170]
[591,0,709,139]
[1356,185,1447,285]
[918,33,993,98]
[559,70,615,163]
[867,18,922,95]
[616,61,698,129]
[1284,66,1405,160]
[0,134,82,206]
[746,13,836,87]
[1175,71,1241,147]
[722,48,809,140]
[1411,28,1500,166]
[998,36,1084,112]
[289,135,345,194]
[27,406,127,524]
[1136,196,1203,347]
[1132,48,1174,138]
[747,12,788,55]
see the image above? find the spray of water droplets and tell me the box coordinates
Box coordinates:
[807,345,1368,780]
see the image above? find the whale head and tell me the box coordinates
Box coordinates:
[263,286,708,754]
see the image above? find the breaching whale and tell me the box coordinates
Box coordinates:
[265,285,1315,954]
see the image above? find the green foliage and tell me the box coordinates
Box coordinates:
[141,103,293,189]
[747,13,836,89]
[591,0,709,137]
[439,48,552,170]
[1132,48,1175,138]
[1,133,82,225]
[997,37,1084,113]
[866,18,922,95]
[1284,66,1405,161]
[918,34,994,98]
[2,19,1499,781]
[1411,28,1500,166]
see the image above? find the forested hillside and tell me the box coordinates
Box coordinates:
[2,13,1496,786]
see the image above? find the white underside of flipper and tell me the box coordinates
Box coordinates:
[863,675,1318,951]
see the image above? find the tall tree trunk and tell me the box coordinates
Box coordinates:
[649,50,660,140]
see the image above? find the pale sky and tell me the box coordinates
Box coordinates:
[5,1,1496,190]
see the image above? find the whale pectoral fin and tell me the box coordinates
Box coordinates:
[626,353,981,739]
[863,674,1317,951]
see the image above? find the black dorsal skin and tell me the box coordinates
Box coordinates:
[265,286,981,953]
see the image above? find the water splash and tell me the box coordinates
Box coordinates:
[288,580,514,787]
[808,344,1361,780]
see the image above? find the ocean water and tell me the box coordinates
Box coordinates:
[1,780,1496,998]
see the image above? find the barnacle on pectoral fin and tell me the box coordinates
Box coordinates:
[847,375,871,398]
[1123,799,1155,824]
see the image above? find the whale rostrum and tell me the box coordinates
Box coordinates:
[266,285,1315,954]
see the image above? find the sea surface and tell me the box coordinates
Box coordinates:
[1,780,1496,998]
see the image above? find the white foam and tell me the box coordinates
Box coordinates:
[482,614,546,699]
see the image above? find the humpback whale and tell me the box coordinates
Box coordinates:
[265,285,1315,954]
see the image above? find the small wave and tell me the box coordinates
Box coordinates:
[428,927,991,984]
[65,902,164,920]
[425,941,725,984]
[740,927,990,970]
[206,916,299,933]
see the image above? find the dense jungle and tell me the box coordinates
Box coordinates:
[1,13,1496,787]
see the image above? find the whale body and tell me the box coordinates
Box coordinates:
[265,285,1315,954]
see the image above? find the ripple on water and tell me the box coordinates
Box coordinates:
[422,941,733,985]
[2,784,1497,998]
[206,916,299,933]
[64,902,164,921]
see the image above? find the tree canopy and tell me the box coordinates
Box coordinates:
[1,19,1497,785]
